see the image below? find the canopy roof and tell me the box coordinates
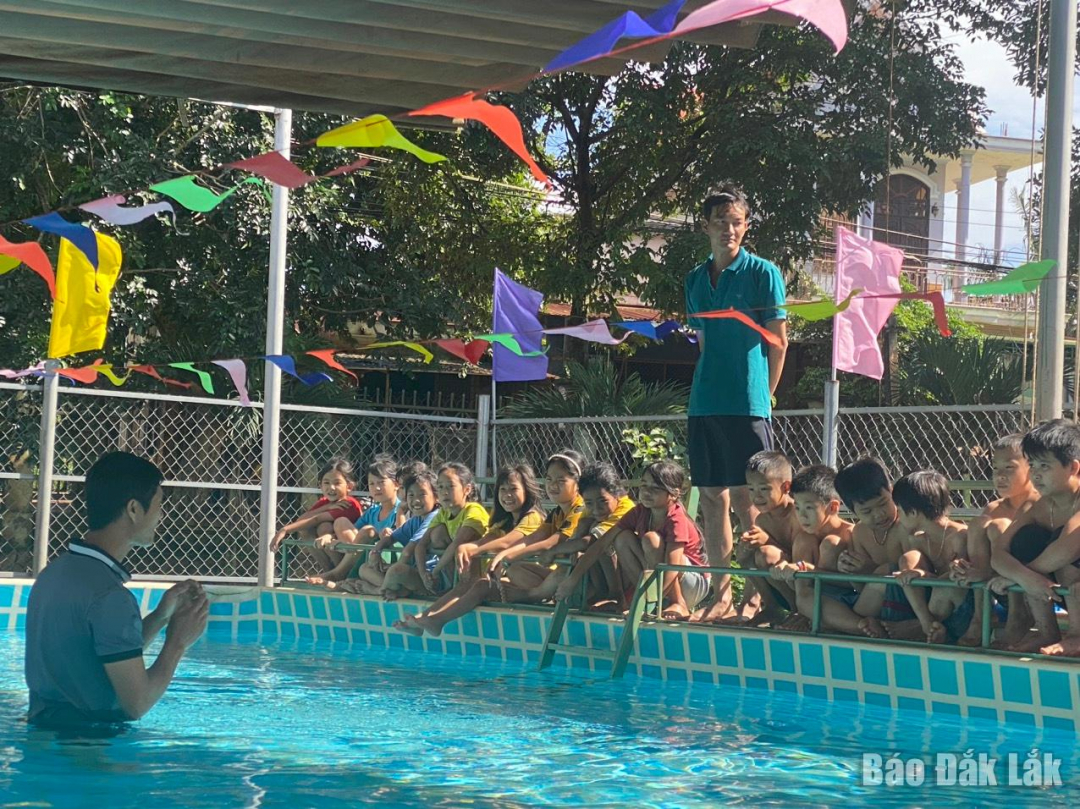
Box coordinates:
[0,1,812,116]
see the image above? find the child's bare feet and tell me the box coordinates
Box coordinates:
[393,616,425,637]
[690,596,733,624]
[858,617,886,638]
[1009,630,1060,653]
[661,603,691,621]
[925,621,947,645]
[777,613,811,633]
[305,576,326,586]
[956,627,983,647]
[1039,635,1080,657]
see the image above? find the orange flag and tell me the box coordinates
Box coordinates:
[409,94,551,187]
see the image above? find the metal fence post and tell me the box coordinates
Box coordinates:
[821,377,840,467]
[32,362,60,575]
[475,394,491,481]
[258,108,291,589]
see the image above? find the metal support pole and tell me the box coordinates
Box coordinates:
[32,361,60,575]
[475,394,491,490]
[1035,0,1076,422]
[822,377,840,467]
[258,108,292,588]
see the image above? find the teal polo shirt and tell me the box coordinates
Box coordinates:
[684,248,786,418]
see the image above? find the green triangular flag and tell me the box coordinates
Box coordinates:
[168,362,215,395]
[474,333,546,357]
[150,176,265,213]
[961,259,1055,296]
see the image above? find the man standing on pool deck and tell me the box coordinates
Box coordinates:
[684,185,788,623]
[25,451,209,727]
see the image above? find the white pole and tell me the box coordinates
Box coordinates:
[33,362,60,575]
[1035,0,1076,422]
[258,108,292,588]
[475,394,491,492]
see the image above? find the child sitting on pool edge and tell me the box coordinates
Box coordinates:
[736,450,801,626]
[989,419,1080,655]
[892,471,973,645]
[950,432,1039,647]
[381,462,489,598]
[269,458,363,568]
[340,465,440,597]
[771,464,853,633]
[392,462,546,637]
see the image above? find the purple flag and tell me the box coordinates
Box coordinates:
[493,269,548,382]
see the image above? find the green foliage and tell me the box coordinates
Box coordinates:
[621,427,686,478]
[501,356,688,418]
[898,334,1026,406]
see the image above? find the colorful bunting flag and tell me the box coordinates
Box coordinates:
[655,320,680,339]
[48,233,123,358]
[324,157,372,177]
[434,339,490,365]
[362,342,435,364]
[264,354,334,384]
[0,255,21,274]
[306,349,359,382]
[23,212,99,270]
[543,0,684,73]
[475,333,547,357]
[674,0,848,53]
[409,95,550,187]
[131,364,193,390]
[149,176,265,213]
[691,308,784,348]
[316,115,447,164]
[960,259,1055,296]
[168,362,216,394]
[79,194,175,226]
[228,152,317,189]
[57,360,104,384]
[0,234,55,298]
[212,359,252,405]
[787,289,861,321]
[95,364,129,386]
[862,291,952,338]
[543,318,629,345]
[614,320,658,339]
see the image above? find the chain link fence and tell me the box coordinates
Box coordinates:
[0,379,1035,581]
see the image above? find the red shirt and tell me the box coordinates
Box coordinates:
[617,501,705,566]
[310,496,364,523]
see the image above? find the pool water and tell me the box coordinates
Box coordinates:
[1,632,1077,807]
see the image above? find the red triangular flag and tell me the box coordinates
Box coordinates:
[228,151,316,189]
[435,339,490,365]
[130,364,194,390]
[306,349,359,381]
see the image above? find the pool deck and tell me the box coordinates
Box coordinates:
[1,578,1077,732]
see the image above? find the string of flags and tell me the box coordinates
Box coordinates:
[0,1,848,295]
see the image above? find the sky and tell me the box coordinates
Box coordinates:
[945,33,1079,267]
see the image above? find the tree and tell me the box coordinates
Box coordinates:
[507,6,987,323]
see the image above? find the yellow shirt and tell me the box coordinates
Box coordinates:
[540,495,587,540]
[430,501,489,541]
[589,496,636,538]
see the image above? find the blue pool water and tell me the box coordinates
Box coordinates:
[0,631,1078,807]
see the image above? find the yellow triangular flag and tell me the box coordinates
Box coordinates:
[48,233,122,358]
[316,115,447,164]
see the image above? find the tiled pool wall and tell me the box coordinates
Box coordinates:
[2,580,1077,731]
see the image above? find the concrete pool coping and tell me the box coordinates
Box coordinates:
[1,579,1076,732]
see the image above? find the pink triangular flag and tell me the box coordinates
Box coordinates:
[212,359,252,406]
[543,318,630,345]
[675,0,848,53]
[832,226,904,380]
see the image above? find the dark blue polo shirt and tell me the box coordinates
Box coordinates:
[25,540,143,722]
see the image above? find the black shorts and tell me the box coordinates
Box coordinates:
[1010,524,1068,566]
[687,415,775,488]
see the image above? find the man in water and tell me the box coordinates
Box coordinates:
[25,451,208,727]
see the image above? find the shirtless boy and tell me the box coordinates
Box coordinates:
[832,457,918,639]
[734,451,802,625]
[770,464,853,632]
[950,434,1038,647]
[989,419,1080,655]
[893,471,970,644]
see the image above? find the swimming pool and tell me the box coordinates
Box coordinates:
[1,631,1077,807]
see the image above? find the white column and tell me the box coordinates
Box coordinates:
[993,165,1010,264]
[954,152,974,261]
[858,201,875,240]
[32,362,60,575]
[259,109,292,588]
